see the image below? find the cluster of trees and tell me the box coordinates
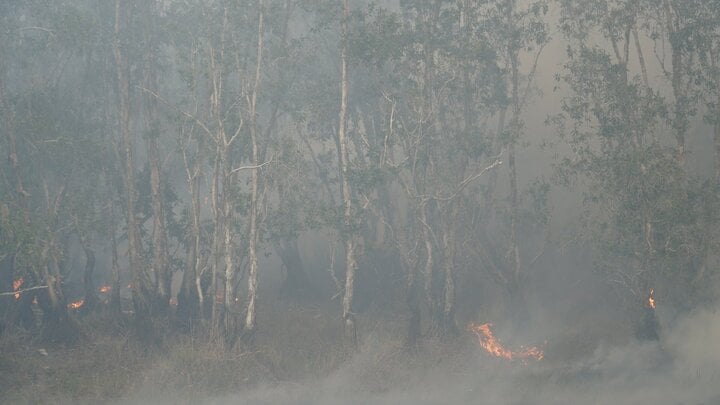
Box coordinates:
[1,0,719,350]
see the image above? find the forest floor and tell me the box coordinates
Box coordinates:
[2,301,720,404]
[0,301,474,404]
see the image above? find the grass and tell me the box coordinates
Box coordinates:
[0,298,639,404]
[0,301,359,403]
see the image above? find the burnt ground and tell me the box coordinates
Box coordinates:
[1,301,720,405]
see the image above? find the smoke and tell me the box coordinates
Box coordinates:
[113,304,720,405]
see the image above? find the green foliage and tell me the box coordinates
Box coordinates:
[556,0,720,309]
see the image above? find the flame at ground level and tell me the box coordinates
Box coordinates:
[648,289,656,309]
[467,322,543,361]
[68,299,84,309]
[99,285,112,293]
[13,278,24,300]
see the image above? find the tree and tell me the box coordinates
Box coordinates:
[336,0,359,349]
[555,0,715,314]
[113,0,156,343]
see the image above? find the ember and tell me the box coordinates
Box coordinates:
[648,289,656,309]
[467,322,543,361]
[99,285,112,293]
[67,299,85,309]
[13,278,24,300]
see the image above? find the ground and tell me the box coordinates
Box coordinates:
[2,302,720,404]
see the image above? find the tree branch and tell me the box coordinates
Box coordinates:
[229,157,274,175]
[137,86,215,139]
[0,285,49,297]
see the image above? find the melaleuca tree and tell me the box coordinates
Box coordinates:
[301,0,552,347]
[164,0,297,347]
[0,0,115,342]
[555,0,717,316]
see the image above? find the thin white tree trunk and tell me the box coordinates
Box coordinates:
[337,0,357,348]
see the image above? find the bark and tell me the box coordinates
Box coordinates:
[275,238,312,298]
[441,215,457,336]
[208,12,229,330]
[79,234,99,315]
[713,49,720,188]
[0,76,30,220]
[663,0,688,169]
[508,47,521,287]
[177,137,203,322]
[716,108,720,188]
[142,0,171,312]
[38,183,80,344]
[337,0,358,350]
[243,0,265,342]
[38,255,79,344]
[210,147,223,329]
[420,204,437,332]
[402,208,422,349]
[113,0,154,343]
[223,196,238,347]
[405,264,422,348]
[108,189,122,315]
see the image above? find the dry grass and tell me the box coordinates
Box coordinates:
[0,299,636,404]
[0,302,353,403]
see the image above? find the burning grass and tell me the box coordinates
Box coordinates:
[3,296,716,404]
[467,322,544,362]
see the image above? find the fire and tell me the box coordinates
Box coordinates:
[67,299,85,309]
[648,289,656,309]
[13,278,24,300]
[98,285,112,293]
[467,322,543,361]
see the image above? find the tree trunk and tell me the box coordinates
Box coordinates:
[275,238,312,298]
[142,0,171,313]
[337,0,357,350]
[222,193,238,347]
[440,208,457,336]
[508,50,521,287]
[108,192,122,315]
[113,0,155,344]
[663,0,687,169]
[210,147,225,332]
[401,214,421,348]
[79,234,98,315]
[715,100,720,188]
[420,204,438,334]
[243,0,265,343]
[39,245,80,344]
[178,139,203,323]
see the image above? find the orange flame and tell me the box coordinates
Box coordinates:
[467,322,543,361]
[648,289,656,309]
[67,299,85,309]
[98,285,112,293]
[13,278,24,300]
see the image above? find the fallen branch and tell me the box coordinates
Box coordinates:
[0,285,49,297]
